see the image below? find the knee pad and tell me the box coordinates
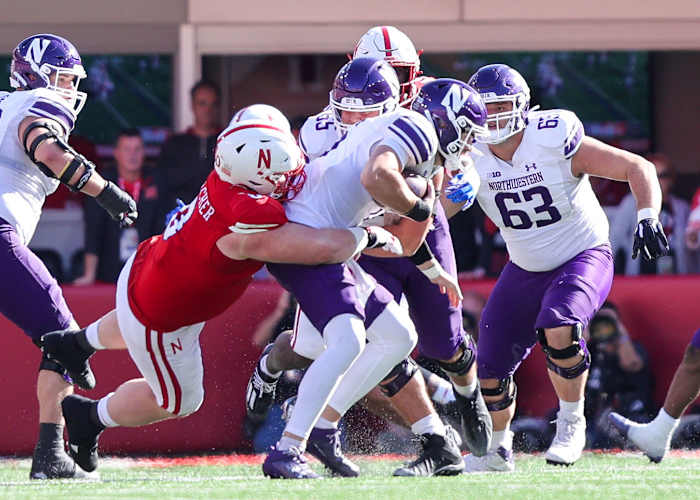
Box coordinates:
[536,324,591,379]
[379,357,418,398]
[481,376,517,412]
[38,351,71,383]
[436,336,475,377]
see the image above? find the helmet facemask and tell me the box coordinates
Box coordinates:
[330,91,397,133]
[475,93,530,145]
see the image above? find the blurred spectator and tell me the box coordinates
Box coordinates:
[686,187,700,252]
[158,80,221,203]
[74,129,167,284]
[43,134,101,209]
[610,153,698,274]
[584,302,654,448]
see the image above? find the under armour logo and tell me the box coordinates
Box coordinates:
[524,163,538,172]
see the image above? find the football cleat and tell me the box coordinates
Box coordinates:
[62,395,105,472]
[463,446,515,473]
[545,411,586,466]
[455,381,492,456]
[393,431,464,477]
[245,344,279,423]
[608,412,669,463]
[40,330,96,390]
[262,447,321,479]
[307,427,359,477]
[30,444,95,480]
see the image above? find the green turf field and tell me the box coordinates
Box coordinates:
[0,453,698,500]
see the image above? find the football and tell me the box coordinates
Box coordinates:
[404,174,428,198]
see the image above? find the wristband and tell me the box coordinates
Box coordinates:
[637,208,658,224]
[405,199,431,222]
[410,242,434,265]
[420,258,441,280]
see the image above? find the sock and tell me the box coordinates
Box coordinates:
[315,417,338,430]
[95,393,117,428]
[559,398,584,419]
[491,428,513,451]
[452,378,478,398]
[411,414,446,437]
[36,423,64,452]
[85,321,105,350]
[260,355,281,379]
[653,408,680,434]
[431,378,456,405]
[277,435,304,452]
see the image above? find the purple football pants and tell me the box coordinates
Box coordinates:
[358,203,467,361]
[477,244,614,380]
[0,217,74,341]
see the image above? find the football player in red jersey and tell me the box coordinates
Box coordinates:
[39,116,404,473]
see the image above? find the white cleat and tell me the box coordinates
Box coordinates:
[545,412,586,466]
[608,412,669,463]
[463,446,515,473]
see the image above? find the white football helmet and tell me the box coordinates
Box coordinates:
[215,120,305,200]
[353,26,421,107]
[229,104,291,133]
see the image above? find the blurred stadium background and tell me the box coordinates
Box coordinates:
[1,0,700,462]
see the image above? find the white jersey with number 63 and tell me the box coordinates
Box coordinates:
[472,109,609,272]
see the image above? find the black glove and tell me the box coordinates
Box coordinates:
[95,181,138,227]
[632,218,669,261]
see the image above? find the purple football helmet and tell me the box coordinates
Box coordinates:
[411,78,488,163]
[329,57,399,132]
[467,64,532,144]
[10,34,87,113]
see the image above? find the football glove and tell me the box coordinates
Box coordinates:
[365,226,403,255]
[445,172,476,209]
[632,218,669,261]
[164,198,186,227]
[95,181,138,227]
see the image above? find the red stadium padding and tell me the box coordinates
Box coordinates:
[0,276,698,455]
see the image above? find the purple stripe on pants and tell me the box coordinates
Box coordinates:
[0,218,74,340]
[477,244,613,380]
[359,203,466,360]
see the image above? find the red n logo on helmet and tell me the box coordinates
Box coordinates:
[258,149,271,170]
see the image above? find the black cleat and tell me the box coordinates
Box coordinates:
[307,427,360,477]
[245,344,279,423]
[455,381,492,457]
[40,329,96,390]
[30,447,94,480]
[62,395,105,472]
[393,432,464,477]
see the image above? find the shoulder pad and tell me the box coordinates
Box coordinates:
[228,189,287,234]
[26,88,76,135]
[527,109,584,159]
[298,110,338,160]
[383,109,438,166]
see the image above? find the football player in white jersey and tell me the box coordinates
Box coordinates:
[250,28,492,478]
[0,34,137,479]
[445,63,669,471]
[261,59,482,479]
